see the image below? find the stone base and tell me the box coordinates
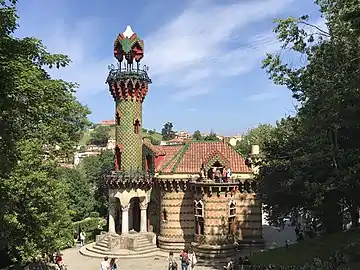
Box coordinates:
[157,236,187,252]
[190,242,237,261]
[82,231,159,259]
[96,231,156,251]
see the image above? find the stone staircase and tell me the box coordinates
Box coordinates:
[80,233,167,259]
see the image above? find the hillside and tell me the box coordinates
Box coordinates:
[79,125,162,146]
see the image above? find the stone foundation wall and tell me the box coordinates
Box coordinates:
[236,193,262,240]
[193,191,262,245]
[158,188,194,251]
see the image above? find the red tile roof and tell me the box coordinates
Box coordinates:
[158,145,183,171]
[157,141,251,174]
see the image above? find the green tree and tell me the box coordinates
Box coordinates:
[59,167,95,221]
[144,136,160,145]
[78,150,114,217]
[204,131,220,141]
[161,122,176,141]
[88,126,111,146]
[193,130,202,141]
[259,0,360,230]
[0,0,90,264]
[235,124,274,156]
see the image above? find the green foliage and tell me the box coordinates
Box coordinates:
[192,130,202,141]
[72,217,103,242]
[58,167,95,222]
[258,0,360,232]
[148,129,155,135]
[235,124,274,156]
[0,0,90,265]
[87,125,111,146]
[72,218,99,234]
[144,136,160,145]
[78,150,114,217]
[161,122,176,141]
[2,140,74,263]
[203,131,220,141]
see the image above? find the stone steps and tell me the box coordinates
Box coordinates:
[80,232,165,259]
[80,243,168,259]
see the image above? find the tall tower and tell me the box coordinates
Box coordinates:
[106,25,151,172]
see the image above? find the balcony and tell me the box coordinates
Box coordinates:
[106,64,151,84]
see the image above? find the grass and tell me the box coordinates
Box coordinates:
[79,125,163,146]
[250,229,360,267]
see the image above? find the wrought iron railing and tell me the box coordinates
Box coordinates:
[106,64,152,84]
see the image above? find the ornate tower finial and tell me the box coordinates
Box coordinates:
[106,26,151,173]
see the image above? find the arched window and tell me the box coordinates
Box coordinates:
[194,200,204,235]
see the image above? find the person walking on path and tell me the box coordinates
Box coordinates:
[180,249,189,270]
[79,231,86,246]
[167,251,178,270]
[101,257,110,270]
[188,250,197,270]
[110,258,117,270]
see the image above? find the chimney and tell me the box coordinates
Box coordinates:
[251,145,260,155]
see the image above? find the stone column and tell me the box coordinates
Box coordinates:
[121,204,130,234]
[140,202,148,232]
[108,202,116,233]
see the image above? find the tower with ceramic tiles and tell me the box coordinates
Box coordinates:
[107,25,151,173]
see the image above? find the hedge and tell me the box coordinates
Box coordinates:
[72,217,104,243]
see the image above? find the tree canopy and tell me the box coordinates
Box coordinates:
[87,125,111,146]
[192,130,202,141]
[0,0,90,264]
[235,124,275,156]
[257,0,360,232]
[161,122,176,141]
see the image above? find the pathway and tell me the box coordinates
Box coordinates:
[63,247,221,270]
[63,225,295,269]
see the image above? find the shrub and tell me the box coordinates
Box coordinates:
[72,217,102,243]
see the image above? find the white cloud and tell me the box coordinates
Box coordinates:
[143,0,294,100]
[16,0,294,101]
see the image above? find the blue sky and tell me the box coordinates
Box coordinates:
[15,0,325,135]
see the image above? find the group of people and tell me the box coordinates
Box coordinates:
[167,249,197,270]
[100,257,117,270]
[200,166,232,183]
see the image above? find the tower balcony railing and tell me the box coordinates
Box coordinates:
[106,64,152,84]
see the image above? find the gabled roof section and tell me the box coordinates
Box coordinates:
[159,141,251,174]
[202,150,230,171]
